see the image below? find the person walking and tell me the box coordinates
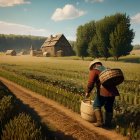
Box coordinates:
[85,59,119,128]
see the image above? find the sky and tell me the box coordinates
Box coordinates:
[0,0,140,44]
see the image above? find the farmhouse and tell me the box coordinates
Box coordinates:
[41,34,73,56]
[5,50,16,56]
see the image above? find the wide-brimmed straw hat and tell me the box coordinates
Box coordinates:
[89,59,102,70]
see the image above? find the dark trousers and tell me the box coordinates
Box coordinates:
[93,94,115,113]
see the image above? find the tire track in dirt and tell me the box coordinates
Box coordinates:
[0,77,128,140]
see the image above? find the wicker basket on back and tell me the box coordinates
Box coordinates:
[99,69,124,87]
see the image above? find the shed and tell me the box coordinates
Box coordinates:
[5,50,16,56]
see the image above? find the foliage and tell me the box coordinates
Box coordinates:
[76,13,134,60]
[1,113,42,140]
[96,13,134,60]
[0,80,55,139]
[109,15,134,60]
[114,101,140,139]
[0,81,18,134]
[0,86,9,99]
[88,35,100,58]
[69,40,76,55]
[76,21,96,58]
[0,34,46,52]
[0,69,81,114]
[0,96,14,135]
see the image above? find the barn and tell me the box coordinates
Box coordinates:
[5,50,16,56]
[41,34,73,56]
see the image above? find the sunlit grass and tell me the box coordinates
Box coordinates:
[0,55,140,95]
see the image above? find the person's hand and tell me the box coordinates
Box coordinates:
[85,92,90,98]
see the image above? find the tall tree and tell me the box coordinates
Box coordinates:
[95,13,130,60]
[109,15,134,60]
[76,21,96,59]
[76,25,86,59]
[95,17,114,59]
[69,40,76,55]
[88,35,100,58]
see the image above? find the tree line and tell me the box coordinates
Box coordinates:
[0,34,46,52]
[76,13,135,60]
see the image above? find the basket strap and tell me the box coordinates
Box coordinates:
[94,66,108,93]
[94,65,106,72]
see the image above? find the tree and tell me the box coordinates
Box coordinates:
[76,25,86,59]
[95,13,131,60]
[69,40,76,55]
[95,17,115,59]
[88,35,100,58]
[109,15,134,60]
[76,13,134,59]
[76,21,96,59]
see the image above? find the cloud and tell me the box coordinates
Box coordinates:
[85,0,104,3]
[0,21,50,36]
[131,13,140,24]
[51,4,86,21]
[0,0,30,7]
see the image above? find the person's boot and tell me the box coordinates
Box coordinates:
[104,112,113,128]
[93,109,103,127]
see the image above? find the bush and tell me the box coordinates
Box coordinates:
[1,113,42,140]
[114,102,140,139]
[0,96,14,134]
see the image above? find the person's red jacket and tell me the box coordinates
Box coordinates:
[86,69,119,97]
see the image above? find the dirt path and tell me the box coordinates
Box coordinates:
[0,77,128,140]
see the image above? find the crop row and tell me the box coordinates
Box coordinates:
[1,66,140,106]
[116,93,140,105]
[114,100,140,139]
[0,69,82,113]
[0,69,140,139]
[1,64,140,96]
[0,81,42,139]
[1,66,140,107]
[0,56,140,139]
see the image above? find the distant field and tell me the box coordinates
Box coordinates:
[0,52,4,56]
[130,49,140,55]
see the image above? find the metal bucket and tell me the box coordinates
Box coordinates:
[99,68,124,87]
[80,99,96,122]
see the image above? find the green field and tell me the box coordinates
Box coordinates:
[0,55,139,95]
[0,55,140,138]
